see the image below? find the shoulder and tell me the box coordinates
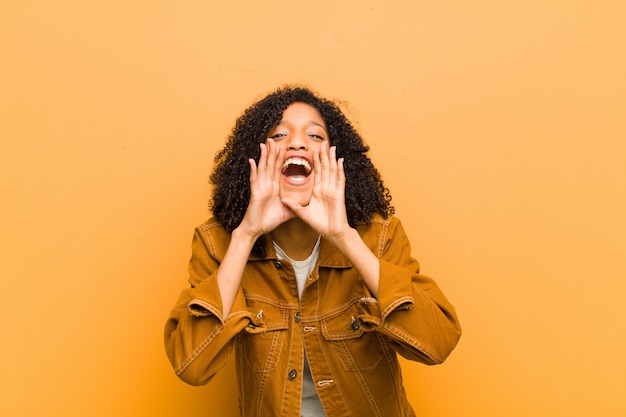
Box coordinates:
[355,214,408,256]
[356,213,405,234]
[197,217,228,234]
[192,217,231,262]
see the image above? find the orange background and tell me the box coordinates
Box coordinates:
[2,1,625,416]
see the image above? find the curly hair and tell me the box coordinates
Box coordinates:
[209,85,394,255]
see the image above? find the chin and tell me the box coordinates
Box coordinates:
[280,183,313,207]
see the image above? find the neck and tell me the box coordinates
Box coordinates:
[272,218,320,261]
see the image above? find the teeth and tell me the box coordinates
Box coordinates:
[282,158,312,174]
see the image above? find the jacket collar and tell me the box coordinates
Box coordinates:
[252,234,352,269]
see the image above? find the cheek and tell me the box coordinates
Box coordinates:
[311,141,327,155]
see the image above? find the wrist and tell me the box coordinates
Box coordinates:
[231,226,262,247]
[327,226,359,251]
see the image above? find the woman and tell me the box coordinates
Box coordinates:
[165,86,461,417]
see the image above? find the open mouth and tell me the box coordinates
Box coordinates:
[281,157,312,183]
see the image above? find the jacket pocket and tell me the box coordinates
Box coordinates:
[321,306,386,371]
[239,300,289,373]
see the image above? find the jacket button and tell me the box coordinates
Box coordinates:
[350,318,360,331]
[274,260,282,268]
[294,312,301,323]
[288,369,298,380]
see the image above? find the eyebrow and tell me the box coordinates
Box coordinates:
[310,120,328,131]
[277,119,328,131]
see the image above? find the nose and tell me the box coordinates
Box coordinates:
[285,131,307,151]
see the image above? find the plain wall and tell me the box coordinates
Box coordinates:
[1,1,625,416]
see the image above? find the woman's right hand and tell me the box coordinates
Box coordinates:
[236,139,295,240]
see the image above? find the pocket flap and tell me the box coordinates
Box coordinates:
[243,301,289,334]
[321,301,375,340]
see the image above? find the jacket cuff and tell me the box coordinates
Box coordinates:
[376,260,414,320]
[187,273,248,325]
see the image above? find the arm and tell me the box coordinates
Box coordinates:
[282,142,460,363]
[164,225,253,385]
[165,139,294,384]
[368,218,461,365]
[326,227,381,297]
[218,139,294,317]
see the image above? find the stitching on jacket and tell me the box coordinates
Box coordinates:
[383,322,443,364]
[188,298,222,319]
[367,215,391,258]
[311,316,351,416]
[349,349,384,417]
[381,295,414,321]
[175,312,247,376]
[175,322,223,376]
[276,317,296,417]
[254,331,280,417]
[378,332,402,393]
[201,222,218,258]
[377,220,389,258]
[302,295,367,323]
[244,293,298,310]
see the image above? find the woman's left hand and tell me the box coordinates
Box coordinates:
[281,142,351,241]
[283,142,381,296]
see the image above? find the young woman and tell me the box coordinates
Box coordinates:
[165,86,461,417]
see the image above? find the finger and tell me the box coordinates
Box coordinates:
[319,141,331,185]
[257,142,268,178]
[312,145,322,189]
[271,141,284,183]
[328,145,338,182]
[280,196,302,212]
[337,157,346,188]
[281,197,312,225]
[266,138,285,183]
[248,158,258,184]
[265,138,277,179]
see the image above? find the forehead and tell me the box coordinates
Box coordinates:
[279,102,327,128]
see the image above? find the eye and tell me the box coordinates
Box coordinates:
[269,132,287,140]
[308,133,325,141]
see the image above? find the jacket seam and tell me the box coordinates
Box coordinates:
[381,295,414,320]
[376,218,390,258]
[244,293,299,311]
[382,322,443,364]
[174,323,222,376]
[175,312,247,376]
[188,299,223,321]
[350,351,383,417]
[378,332,404,412]
[253,336,275,417]
[200,222,219,259]
[300,295,368,323]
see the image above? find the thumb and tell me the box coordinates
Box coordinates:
[280,197,304,212]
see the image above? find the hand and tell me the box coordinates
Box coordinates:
[237,139,295,239]
[281,142,351,241]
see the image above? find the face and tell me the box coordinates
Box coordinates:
[266,102,328,206]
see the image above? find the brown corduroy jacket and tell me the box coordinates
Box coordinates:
[165,214,461,417]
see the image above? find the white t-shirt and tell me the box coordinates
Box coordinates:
[273,237,326,417]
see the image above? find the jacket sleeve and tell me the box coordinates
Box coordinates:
[365,218,462,365]
[164,226,252,386]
